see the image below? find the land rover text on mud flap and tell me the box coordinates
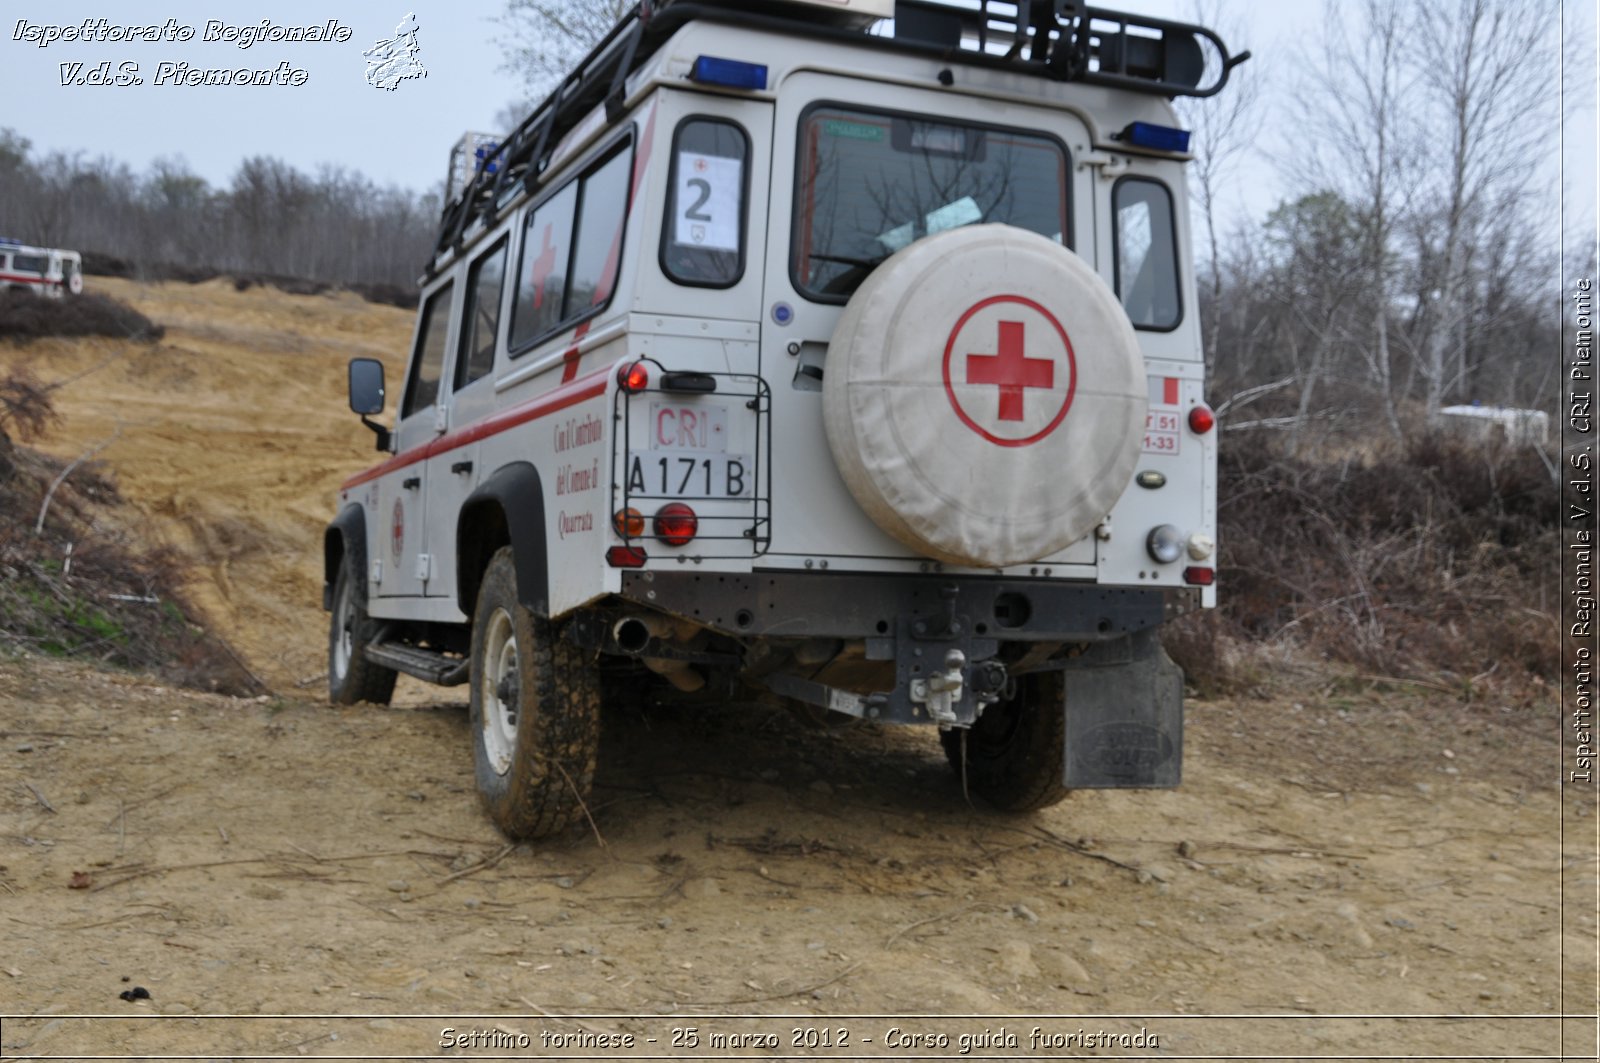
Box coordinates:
[323,0,1246,838]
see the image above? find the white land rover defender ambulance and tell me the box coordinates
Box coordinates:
[0,239,84,298]
[325,0,1246,838]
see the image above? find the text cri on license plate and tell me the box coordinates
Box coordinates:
[628,402,751,499]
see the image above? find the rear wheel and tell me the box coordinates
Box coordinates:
[469,547,600,839]
[940,671,1068,811]
[327,558,397,706]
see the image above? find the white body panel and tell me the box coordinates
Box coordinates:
[336,13,1218,625]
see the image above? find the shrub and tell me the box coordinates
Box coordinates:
[1166,431,1557,696]
[0,289,163,342]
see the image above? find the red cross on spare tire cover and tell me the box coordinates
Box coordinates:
[822,224,1146,568]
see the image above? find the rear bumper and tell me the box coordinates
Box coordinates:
[618,569,1197,643]
[617,570,1189,787]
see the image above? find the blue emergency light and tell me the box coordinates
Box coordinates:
[474,142,500,175]
[690,56,768,91]
[1118,122,1192,153]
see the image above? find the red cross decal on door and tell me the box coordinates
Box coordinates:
[529,223,557,309]
[966,320,1055,422]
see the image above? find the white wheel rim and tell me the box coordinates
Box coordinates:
[332,579,354,680]
[481,607,519,776]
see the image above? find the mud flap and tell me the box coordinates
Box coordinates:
[1060,632,1183,788]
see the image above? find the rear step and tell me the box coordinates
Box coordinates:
[364,642,469,686]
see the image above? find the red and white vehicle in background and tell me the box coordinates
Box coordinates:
[323,0,1247,839]
[0,239,84,298]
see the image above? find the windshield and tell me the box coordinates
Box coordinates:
[793,105,1069,301]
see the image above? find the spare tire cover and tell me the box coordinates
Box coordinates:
[822,224,1145,568]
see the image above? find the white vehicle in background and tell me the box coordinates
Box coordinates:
[323,0,1248,838]
[1438,404,1550,447]
[0,238,84,298]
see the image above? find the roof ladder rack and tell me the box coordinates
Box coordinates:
[427,0,1249,271]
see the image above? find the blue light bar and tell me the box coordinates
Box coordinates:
[1120,122,1192,153]
[690,56,768,91]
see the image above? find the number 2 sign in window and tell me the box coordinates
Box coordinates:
[662,118,749,288]
[675,152,741,250]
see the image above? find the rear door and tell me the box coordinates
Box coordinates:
[759,72,1094,567]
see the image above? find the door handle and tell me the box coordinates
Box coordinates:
[451,461,473,476]
[402,476,420,490]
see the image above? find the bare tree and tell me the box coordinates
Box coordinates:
[0,127,439,289]
[1410,0,1557,424]
[496,0,632,98]
[1174,0,1261,380]
[1280,0,1418,440]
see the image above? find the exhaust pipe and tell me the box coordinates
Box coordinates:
[612,616,657,654]
[611,614,707,693]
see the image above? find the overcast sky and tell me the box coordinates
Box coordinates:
[1,0,1594,243]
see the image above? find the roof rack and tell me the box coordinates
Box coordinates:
[430,0,1247,267]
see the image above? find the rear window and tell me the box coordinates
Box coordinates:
[661,117,750,288]
[1113,177,1181,330]
[793,104,1069,301]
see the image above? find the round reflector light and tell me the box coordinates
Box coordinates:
[613,507,645,539]
[1188,405,1215,434]
[618,361,650,392]
[653,503,698,546]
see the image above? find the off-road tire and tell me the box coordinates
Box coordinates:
[469,547,601,839]
[327,558,397,706]
[940,671,1069,811]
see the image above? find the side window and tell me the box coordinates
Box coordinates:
[401,281,454,419]
[509,137,633,355]
[1113,178,1181,330]
[510,183,577,349]
[661,118,749,287]
[569,147,632,307]
[456,237,507,390]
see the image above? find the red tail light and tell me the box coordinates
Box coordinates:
[1188,405,1215,434]
[653,503,698,546]
[606,545,648,568]
[1183,566,1214,586]
[618,360,650,393]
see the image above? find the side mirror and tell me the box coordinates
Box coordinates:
[347,358,392,452]
[348,358,386,415]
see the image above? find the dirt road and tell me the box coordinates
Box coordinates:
[0,280,1592,1059]
[0,653,1586,1058]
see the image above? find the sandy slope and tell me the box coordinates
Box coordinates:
[2,276,412,690]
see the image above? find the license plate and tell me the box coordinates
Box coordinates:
[649,402,728,452]
[627,450,753,499]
